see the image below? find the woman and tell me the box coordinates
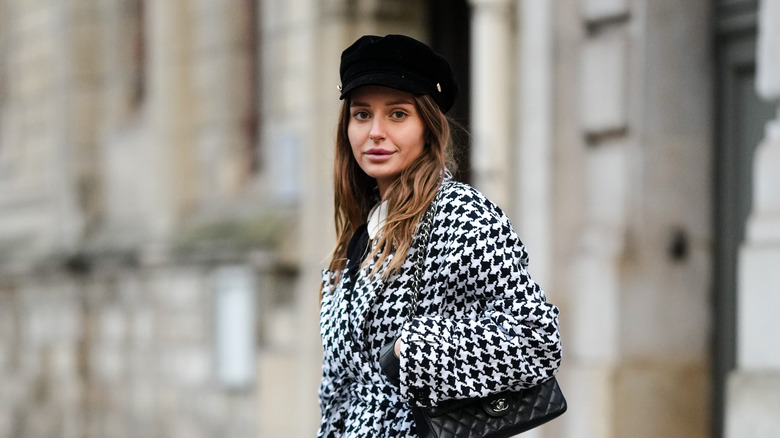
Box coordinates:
[318,34,562,437]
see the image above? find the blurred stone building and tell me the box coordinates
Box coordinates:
[0,0,778,437]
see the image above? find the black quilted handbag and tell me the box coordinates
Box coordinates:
[410,378,567,438]
[406,184,567,438]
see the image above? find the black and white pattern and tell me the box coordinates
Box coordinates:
[318,179,562,437]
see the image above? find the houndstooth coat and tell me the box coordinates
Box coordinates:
[318,179,562,437]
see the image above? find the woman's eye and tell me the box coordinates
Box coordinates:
[353,111,370,120]
[390,110,408,120]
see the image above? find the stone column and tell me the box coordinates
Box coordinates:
[57,2,103,251]
[563,1,632,436]
[145,0,193,241]
[515,0,553,286]
[470,0,513,209]
[191,0,257,201]
[726,0,780,435]
[294,2,326,433]
[259,0,335,435]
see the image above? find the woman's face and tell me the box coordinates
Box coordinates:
[348,86,426,197]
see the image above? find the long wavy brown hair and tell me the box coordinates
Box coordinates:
[327,92,456,284]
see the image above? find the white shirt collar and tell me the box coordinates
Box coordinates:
[367,200,388,240]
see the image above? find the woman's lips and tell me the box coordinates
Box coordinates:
[366,148,393,161]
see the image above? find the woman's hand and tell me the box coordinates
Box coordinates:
[394,337,402,358]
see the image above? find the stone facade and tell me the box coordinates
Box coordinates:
[0,1,288,437]
[0,264,262,438]
[0,0,778,437]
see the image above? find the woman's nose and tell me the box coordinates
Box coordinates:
[368,119,385,142]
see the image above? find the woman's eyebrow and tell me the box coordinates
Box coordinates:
[386,99,414,106]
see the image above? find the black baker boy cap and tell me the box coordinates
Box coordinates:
[339,34,459,113]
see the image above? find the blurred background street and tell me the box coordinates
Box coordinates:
[1,0,779,437]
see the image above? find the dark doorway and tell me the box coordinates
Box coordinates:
[427,0,472,183]
[712,1,777,436]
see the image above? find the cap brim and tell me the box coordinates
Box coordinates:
[339,72,429,100]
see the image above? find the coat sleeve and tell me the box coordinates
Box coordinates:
[319,354,336,415]
[397,188,562,407]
